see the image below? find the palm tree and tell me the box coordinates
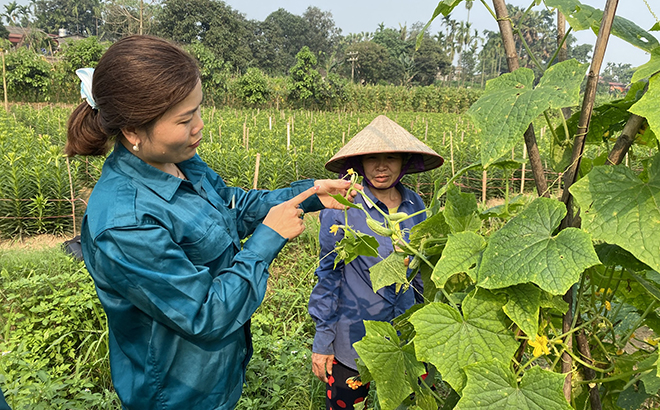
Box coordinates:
[3,1,20,26]
[465,1,474,25]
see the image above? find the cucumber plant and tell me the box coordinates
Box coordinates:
[328,1,660,409]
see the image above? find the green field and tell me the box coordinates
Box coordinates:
[1,104,546,238]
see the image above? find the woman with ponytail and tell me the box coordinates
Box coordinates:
[66,35,359,410]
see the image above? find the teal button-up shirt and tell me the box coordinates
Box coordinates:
[82,143,323,410]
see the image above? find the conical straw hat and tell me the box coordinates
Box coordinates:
[325,115,444,174]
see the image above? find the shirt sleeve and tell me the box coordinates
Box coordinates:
[308,209,344,355]
[205,171,324,239]
[89,222,286,342]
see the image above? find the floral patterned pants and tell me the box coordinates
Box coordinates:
[325,359,369,410]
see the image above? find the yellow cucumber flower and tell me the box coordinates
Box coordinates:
[529,334,550,357]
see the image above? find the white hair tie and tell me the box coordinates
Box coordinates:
[75,68,98,110]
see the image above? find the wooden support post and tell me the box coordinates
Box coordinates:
[450,131,455,176]
[482,170,487,204]
[520,145,527,194]
[253,153,261,189]
[310,131,314,153]
[287,122,291,150]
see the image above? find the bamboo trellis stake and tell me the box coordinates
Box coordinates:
[2,51,7,112]
[253,153,261,189]
[66,157,77,236]
[287,122,291,150]
[310,131,314,153]
[450,131,455,176]
[482,170,487,203]
[520,144,528,194]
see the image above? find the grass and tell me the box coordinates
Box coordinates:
[0,216,328,410]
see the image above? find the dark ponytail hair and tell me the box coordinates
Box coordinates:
[66,35,201,156]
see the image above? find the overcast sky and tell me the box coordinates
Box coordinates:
[4,0,658,68]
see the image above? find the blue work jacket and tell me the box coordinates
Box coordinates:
[82,143,323,410]
[308,184,426,370]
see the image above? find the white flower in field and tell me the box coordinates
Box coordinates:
[291,350,298,354]
[1,351,10,356]
[84,388,90,392]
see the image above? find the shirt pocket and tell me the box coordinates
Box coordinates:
[179,222,234,266]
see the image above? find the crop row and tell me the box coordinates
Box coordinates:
[2,104,540,238]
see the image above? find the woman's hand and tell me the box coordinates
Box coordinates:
[314,179,362,210]
[263,186,318,239]
[312,352,335,383]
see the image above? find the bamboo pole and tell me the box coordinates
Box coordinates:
[2,50,7,112]
[253,153,261,189]
[310,131,314,153]
[492,0,549,199]
[560,0,619,228]
[287,122,291,150]
[482,170,487,203]
[607,113,645,165]
[520,144,527,194]
[450,131,455,176]
[66,157,77,237]
[557,11,573,120]
[556,2,618,407]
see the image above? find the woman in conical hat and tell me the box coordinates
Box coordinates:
[308,115,443,409]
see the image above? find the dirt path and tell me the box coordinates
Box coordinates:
[0,234,69,251]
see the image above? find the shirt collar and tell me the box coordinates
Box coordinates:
[361,183,415,209]
[110,143,204,202]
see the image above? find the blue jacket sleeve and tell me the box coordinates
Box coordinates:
[89,222,286,342]
[308,209,344,356]
[205,171,324,239]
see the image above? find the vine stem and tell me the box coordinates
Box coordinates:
[355,187,459,311]
[491,0,549,199]
[617,300,657,349]
[580,364,656,385]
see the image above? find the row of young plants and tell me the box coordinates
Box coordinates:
[0,223,327,410]
[3,104,556,238]
[322,1,660,409]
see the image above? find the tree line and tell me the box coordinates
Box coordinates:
[1,0,635,106]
